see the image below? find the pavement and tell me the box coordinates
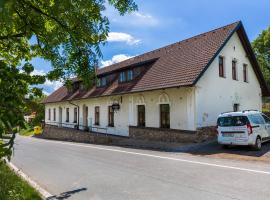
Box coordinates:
[11,135,270,200]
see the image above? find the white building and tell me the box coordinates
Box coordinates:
[43,21,269,137]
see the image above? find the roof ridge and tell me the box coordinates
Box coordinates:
[97,21,241,74]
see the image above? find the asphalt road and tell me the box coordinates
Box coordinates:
[11,136,270,200]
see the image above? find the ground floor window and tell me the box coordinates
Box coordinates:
[108,106,114,127]
[160,104,170,128]
[74,107,77,123]
[66,108,69,122]
[233,104,240,112]
[95,106,100,125]
[53,108,56,121]
[137,105,145,127]
[48,108,51,120]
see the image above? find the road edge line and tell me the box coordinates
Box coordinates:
[5,159,53,199]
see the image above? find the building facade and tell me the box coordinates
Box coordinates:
[43,21,269,137]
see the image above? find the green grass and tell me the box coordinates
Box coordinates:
[19,128,35,136]
[0,161,42,200]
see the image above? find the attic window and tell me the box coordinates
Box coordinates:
[243,64,248,83]
[232,59,237,80]
[119,69,133,83]
[96,77,107,87]
[219,56,225,78]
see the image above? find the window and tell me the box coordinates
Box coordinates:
[127,70,133,81]
[96,78,101,87]
[249,114,265,125]
[48,109,51,120]
[217,116,248,127]
[233,104,239,112]
[53,108,56,121]
[108,106,114,127]
[232,59,237,80]
[95,106,100,125]
[160,104,170,128]
[119,69,134,83]
[119,71,126,82]
[74,108,77,123]
[219,56,225,77]
[243,64,248,82]
[137,105,145,127]
[101,77,106,86]
[96,77,107,87]
[66,108,69,122]
[262,114,270,124]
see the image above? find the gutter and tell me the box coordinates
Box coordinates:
[68,101,79,129]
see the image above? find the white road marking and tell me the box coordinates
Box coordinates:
[28,137,270,175]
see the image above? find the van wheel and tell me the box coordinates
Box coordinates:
[222,145,229,149]
[253,137,262,151]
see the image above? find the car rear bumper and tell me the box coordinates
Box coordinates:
[218,136,255,146]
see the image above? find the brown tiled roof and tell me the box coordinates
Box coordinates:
[43,21,269,103]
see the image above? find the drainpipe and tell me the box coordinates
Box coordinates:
[69,101,79,130]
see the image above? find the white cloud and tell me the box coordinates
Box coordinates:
[43,80,62,91]
[106,7,159,27]
[107,32,141,45]
[101,54,134,67]
[130,12,159,26]
[31,69,62,93]
[31,69,46,76]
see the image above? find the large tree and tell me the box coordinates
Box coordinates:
[252,27,270,87]
[0,0,137,159]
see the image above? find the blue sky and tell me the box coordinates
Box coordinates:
[33,0,270,95]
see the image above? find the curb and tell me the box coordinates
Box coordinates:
[5,160,53,200]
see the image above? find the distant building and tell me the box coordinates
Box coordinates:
[43,21,269,137]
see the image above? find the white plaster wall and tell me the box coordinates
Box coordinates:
[195,32,262,128]
[44,87,196,136]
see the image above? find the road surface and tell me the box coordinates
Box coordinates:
[12,136,270,200]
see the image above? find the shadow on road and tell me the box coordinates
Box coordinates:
[183,141,270,158]
[47,187,87,200]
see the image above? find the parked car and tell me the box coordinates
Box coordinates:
[217,110,270,150]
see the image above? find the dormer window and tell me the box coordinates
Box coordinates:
[96,77,107,87]
[120,71,126,82]
[127,70,133,81]
[119,69,133,83]
[79,83,85,91]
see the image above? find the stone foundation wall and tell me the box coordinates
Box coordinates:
[129,126,216,143]
[40,125,124,144]
[40,125,216,145]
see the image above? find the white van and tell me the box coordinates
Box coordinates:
[217,110,270,150]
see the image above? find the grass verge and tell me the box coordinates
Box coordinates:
[0,161,42,200]
[19,128,35,136]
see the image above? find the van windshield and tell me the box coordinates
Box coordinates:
[217,116,249,127]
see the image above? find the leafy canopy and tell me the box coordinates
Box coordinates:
[0,0,137,85]
[252,26,270,86]
[0,0,137,159]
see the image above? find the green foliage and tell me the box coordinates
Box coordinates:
[252,27,270,86]
[0,0,137,85]
[0,61,45,160]
[0,161,42,200]
[0,0,137,159]
[25,95,46,126]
